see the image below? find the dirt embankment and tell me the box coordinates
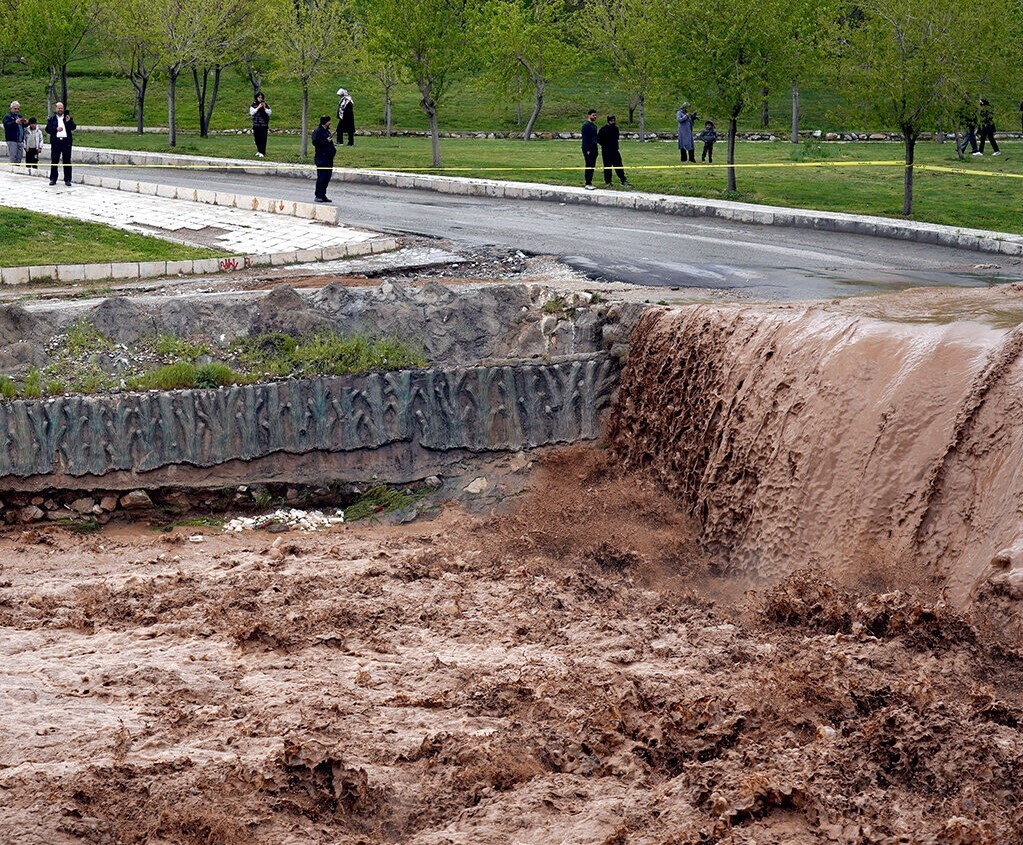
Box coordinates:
[608,305,1023,618]
[2,448,1023,844]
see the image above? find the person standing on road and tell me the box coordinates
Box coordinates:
[249,91,271,158]
[311,114,336,203]
[3,101,28,165]
[978,98,1000,156]
[45,102,76,186]
[596,115,630,188]
[676,103,696,163]
[336,88,355,146]
[581,108,598,190]
[24,117,43,171]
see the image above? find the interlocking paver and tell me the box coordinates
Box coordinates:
[0,171,378,257]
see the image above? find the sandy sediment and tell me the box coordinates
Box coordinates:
[609,305,1023,611]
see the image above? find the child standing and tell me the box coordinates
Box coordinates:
[24,117,43,170]
[699,120,717,163]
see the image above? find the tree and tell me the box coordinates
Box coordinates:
[17,0,101,107]
[352,17,400,137]
[267,0,353,157]
[101,0,160,133]
[833,0,1001,215]
[668,0,793,192]
[188,0,255,137]
[156,0,204,146]
[783,0,837,143]
[364,0,469,166]
[472,0,574,141]
[583,0,668,142]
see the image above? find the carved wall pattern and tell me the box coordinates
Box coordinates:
[0,357,617,479]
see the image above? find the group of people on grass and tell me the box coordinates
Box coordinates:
[250,87,355,202]
[3,100,76,185]
[580,104,718,190]
[956,95,1002,159]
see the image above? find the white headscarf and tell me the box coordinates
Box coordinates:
[336,88,353,111]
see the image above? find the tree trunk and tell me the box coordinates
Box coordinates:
[300,85,309,157]
[627,92,636,124]
[60,64,69,106]
[902,134,916,216]
[193,67,208,137]
[523,80,544,141]
[204,66,222,136]
[428,106,441,166]
[384,85,393,137]
[168,69,178,147]
[638,93,646,141]
[418,82,441,166]
[246,61,262,98]
[760,87,769,128]
[727,116,738,193]
[791,84,800,143]
[135,77,148,134]
[47,68,57,113]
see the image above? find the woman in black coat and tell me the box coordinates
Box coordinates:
[311,114,336,202]
[336,88,355,146]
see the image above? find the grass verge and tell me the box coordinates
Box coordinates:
[0,208,219,269]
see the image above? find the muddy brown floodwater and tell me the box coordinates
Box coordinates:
[2,448,1023,845]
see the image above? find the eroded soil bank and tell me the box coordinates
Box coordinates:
[2,449,1023,845]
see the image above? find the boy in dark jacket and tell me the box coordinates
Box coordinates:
[596,115,631,187]
[698,120,717,163]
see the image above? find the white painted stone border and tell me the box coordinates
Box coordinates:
[62,147,1023,258]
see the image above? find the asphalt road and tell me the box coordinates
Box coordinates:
[94,165,1022,300]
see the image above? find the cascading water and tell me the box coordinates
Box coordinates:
[609,305,1023,607]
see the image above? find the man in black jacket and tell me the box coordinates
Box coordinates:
[311,114,336,203]
[45,102,76,186]
[596,115,630,188]
[581,108,598,190]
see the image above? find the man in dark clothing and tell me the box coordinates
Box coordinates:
[45,102,76,186]
[311,114,336,202]
[978,98,1000,156]
[955,95,979,158]
[596,115,630,187]
[581,108,598,190]
[3,101,28,164]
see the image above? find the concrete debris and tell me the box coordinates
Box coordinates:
[225,508,345,532]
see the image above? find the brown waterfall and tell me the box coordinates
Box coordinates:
[609,306,1023,604]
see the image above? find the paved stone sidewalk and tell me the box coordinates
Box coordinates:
[0,170,377,255]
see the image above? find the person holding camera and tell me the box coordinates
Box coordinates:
[311,114,337,203]
[3,101,28,165]
[676,102,697,163]
[249,91,271,157]
[46,102,76,186]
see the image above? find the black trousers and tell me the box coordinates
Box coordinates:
[315,166,333,198]
[958,128,978,155]
[979,126,999,153]
[583,147,598,185]
[340,128,354,146]
[253,125,268,154]
[680,146,695,162]
[701,141,714,162]
[25,148,39,169]
[601,148,626,183]
[50,138,72,183]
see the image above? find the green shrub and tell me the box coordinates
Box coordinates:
[0,376,18,399]
[195,362,244,388]
[127,362,198,390]
[65,318,114,355]
[22,368,43,399]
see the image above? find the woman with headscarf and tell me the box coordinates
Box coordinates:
[249,91,271,158]
[336,88,355,146]
[676,103,696,163]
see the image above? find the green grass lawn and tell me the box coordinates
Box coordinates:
[0,207,219,268]
[79,130,1023,235]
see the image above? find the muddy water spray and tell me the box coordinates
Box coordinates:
[609,306,1023,602]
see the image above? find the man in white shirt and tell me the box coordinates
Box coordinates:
[45,102,76,186]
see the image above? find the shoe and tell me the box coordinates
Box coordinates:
[972,151,983,156]
[314,196,328,203]
[993,151,1001,156]
[604,182,612,188]
[621,180,632,188]
[256,152,264,158]
[48,180,56,185]
[584,184,595,190]
[64,181,72,186]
